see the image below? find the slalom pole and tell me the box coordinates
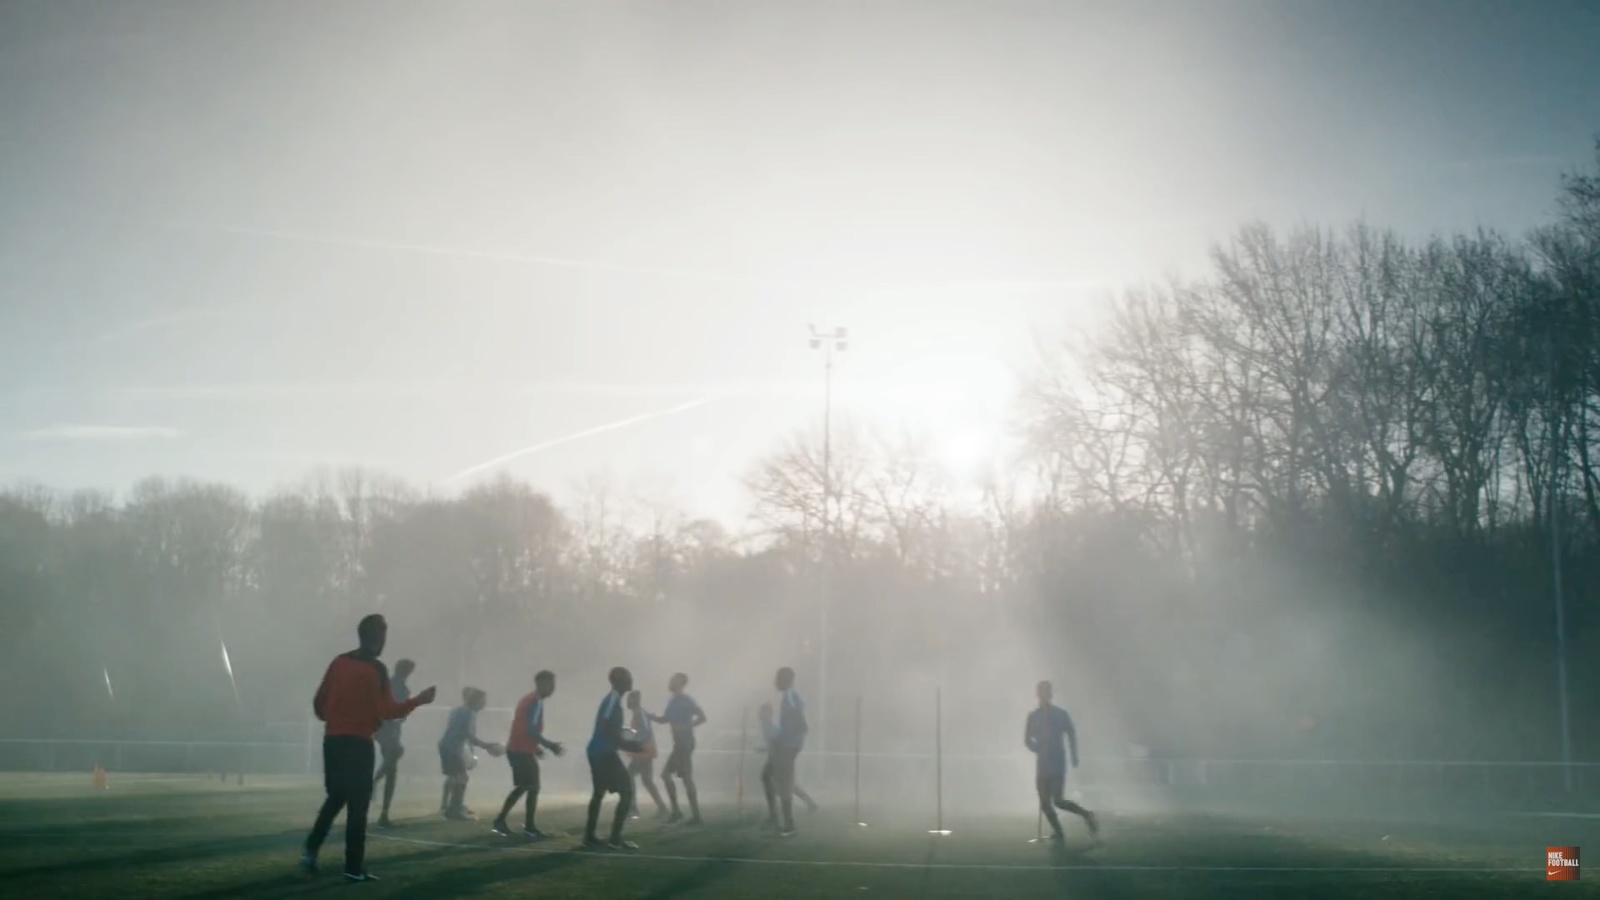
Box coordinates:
[737,706,748,820]
[854,695,864,826]
[929,686,950,835]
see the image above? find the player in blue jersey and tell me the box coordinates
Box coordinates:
[372,658,414,829]
[1025,680,1099,843]
[438,687,503,821]
[761,667,807,837]
[757,701,817,812]
[583,667,647,850]
[649,672,706,824]
[624,690,668,820]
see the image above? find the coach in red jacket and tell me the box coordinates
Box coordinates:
[301,614,436,882]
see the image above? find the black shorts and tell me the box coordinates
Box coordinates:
[765,745,799,789]
[440,747,468,778]
[627,756,654,778]
[661,744,694,779]
[508,751,540,790]
[588,753,630,795]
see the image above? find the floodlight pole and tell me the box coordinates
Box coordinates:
[809,323,848,755]
[1547,328,1574,794]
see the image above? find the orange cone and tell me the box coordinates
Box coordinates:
[91,764,108,790]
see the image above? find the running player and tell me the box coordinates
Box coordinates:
[761,666,806,837]
[1025,680,1099,843]
[757,701,817,812]
[372,658,415,829]
[582,667,646,850]
[624,689,668,820]
[438,687,503,821]
[649,672,705,824]
[493,670,564,839]
[302,614,436,883]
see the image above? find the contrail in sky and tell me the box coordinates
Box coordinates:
[82,307,244,347]
[444,396,718,485]
[63,213,1100,297]
[192,223,1097,296]
[161,220,797,291]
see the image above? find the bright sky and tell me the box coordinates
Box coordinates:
[1,0,1597,523]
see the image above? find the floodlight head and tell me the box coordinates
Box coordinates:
[835,326,848,339]
[809,338,821,350]
[837,341,849,352]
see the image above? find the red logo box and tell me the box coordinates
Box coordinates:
[1547,846,1580,881]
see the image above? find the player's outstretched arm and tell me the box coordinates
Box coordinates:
[534,715,563,756]
[379,683,434,720]
[1062,710,1079,768]
[1023,712,1038,753]
[469,718,501,753]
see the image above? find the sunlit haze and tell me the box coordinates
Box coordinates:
[2,2,1600,895]
[3,1,1594,520]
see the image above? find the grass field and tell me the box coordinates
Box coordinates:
[1,774,1594,898]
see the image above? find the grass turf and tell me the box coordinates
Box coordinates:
[0,774,1593,898]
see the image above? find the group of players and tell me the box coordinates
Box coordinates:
[300,614,813,883]
[299,613,1096,884]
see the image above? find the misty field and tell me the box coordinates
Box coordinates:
[0,774,1588,899]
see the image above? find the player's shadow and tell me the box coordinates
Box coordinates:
[379,847,587,899]
[168,845,489,900]
[1046,842,1142,900]
[4,827,311,880]
[635,857,741,899]
[0,816,226,843]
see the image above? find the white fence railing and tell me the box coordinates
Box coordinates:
[1,736,1593,812]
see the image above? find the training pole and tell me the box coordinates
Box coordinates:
[854,695,865,826]
[737,706,748,820]
[936,687,942,832]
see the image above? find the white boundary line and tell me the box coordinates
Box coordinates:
[1507,812,1600,819]
[2,827,1548,875]
[372,833,1537,875]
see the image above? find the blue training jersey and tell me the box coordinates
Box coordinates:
[587,691,626,757]
[1025,704,1078,776]
[439,705,486,754]
[661,693,703,749]
[376,676,409,745]
[776,689,808,750]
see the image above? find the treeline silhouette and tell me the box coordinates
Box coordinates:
[1,142,1596,766]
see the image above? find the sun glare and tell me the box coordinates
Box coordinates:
[936,427,998,475]
[854,351,1015,477]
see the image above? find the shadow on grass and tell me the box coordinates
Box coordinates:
[634,856,741,899]
[4,827,310,879]
[165,845,492,900]
[379,847,588,899]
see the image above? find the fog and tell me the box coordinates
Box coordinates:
[1,0,1598,832]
